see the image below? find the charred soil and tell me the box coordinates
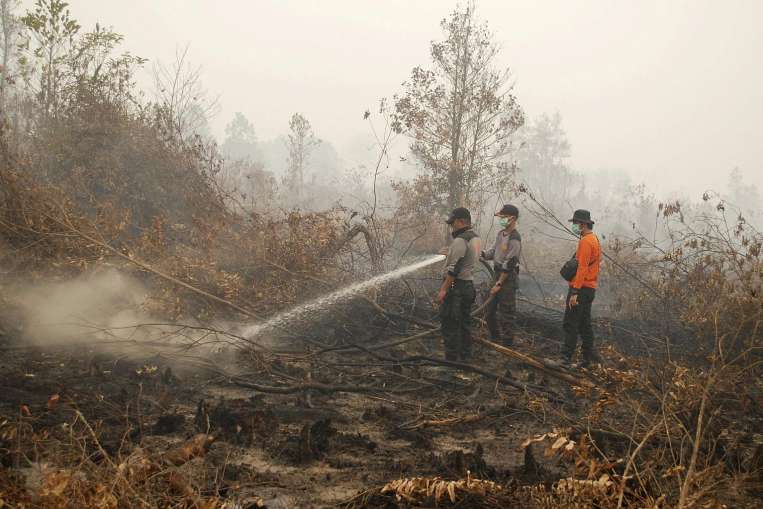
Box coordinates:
[0,300,598,508]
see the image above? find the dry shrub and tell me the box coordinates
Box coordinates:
[348,473,623,509]
[518,475,620,508]
[0,403,240,509]
[0,116,348,321]
[389,175,449,255]
[345,474,513,508]
[381,475,506,505]
[0,165,113,273]
[534,201,763,507]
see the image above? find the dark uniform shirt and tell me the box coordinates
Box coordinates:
[444,227,481,280]
[483,228,521,273]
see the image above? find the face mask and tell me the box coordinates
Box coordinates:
[570,223,582,236]
[499,217,512,229]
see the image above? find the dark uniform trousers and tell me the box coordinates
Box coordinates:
[440,279,476,361]
[485,270,518,346]
[562,287,596,359]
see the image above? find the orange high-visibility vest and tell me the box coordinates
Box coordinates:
[570,232,601,290]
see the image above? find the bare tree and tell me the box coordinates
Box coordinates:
[393,2,524,213]
[283,112,320,204]
[153,45,219,141]
[727,167,761,224]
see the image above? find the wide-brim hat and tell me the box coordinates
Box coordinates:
[569,209,594,225]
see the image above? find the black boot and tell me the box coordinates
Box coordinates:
[445,350,459,362]
[580,351,601,368]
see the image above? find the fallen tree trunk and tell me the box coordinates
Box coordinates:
[229,378,424,395]
[319,333,592,390]
[366,294,594,388]
[475,337,594,388]
[402,414,484,430]
[325,352,564,398]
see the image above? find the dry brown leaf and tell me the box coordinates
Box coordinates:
[46,394,60,410]
[163,434,216,466]
[167,470,196,498]
[551,436,568,450]
[426,478,435,497]
[447,481,456,502]
[45,472,70,497]
[381,475,504,504]
[434,481,447,502]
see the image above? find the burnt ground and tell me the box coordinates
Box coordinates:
[0,293,675,508]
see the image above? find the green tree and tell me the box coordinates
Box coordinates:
[18,0,144,120]
[221,112,258,161]
[393,2,524,213]
[284,112,319,204]
[18,0,79,116]
[517,112,578,209]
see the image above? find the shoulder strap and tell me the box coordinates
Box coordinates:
[451,230,478,276]
[457,230,478,243]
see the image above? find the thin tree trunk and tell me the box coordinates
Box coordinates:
[677,373,715,508]
[0,0,9,112]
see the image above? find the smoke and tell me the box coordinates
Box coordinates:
[14,269,149,344]
[10,270,247,372]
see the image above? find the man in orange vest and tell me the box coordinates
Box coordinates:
[562,209,602,367]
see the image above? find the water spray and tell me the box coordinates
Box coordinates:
[243,254,445,339]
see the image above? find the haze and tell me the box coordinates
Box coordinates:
[46,0,763,197]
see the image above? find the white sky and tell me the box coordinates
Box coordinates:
[26,0,763,197]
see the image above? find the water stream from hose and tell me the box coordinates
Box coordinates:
[242,254,445,339]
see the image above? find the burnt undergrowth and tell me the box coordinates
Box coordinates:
[0,4,760,503]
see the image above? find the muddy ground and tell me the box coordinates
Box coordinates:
[0,290,667,508]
